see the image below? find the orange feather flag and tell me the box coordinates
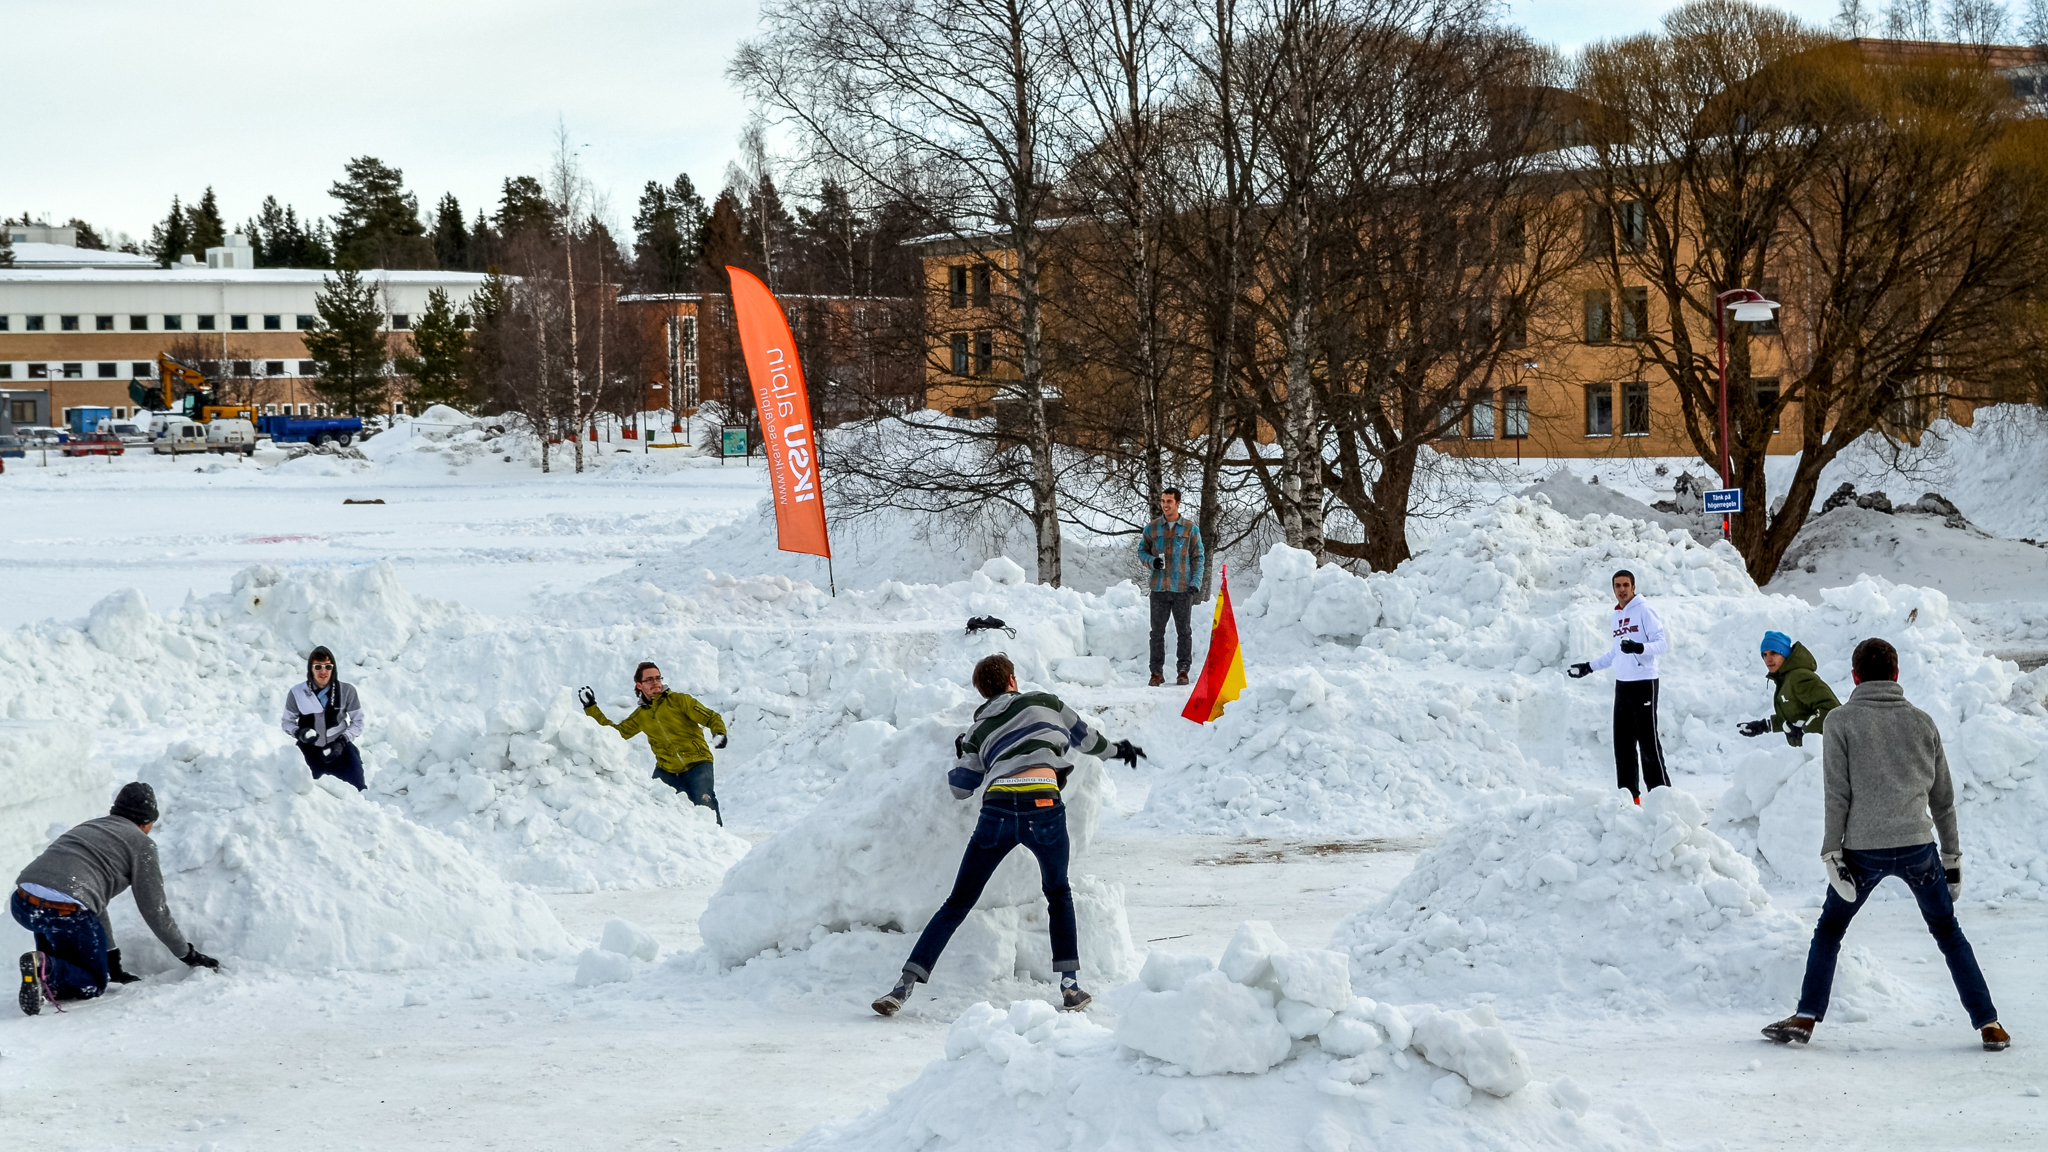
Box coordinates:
[1181,566,1247,724]
[727,266,832,558]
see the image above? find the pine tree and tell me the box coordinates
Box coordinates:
[432,193,470,271]
[698,190,749,290]
[467,208,499,272]
[190,187,226,253]
[329,157,435,270]
[631,174,707,293]
[797,179,863,295]
[396,287,473,410]
[496,176,557,241]
[66,219,109,251]
[0,230,12,269]
[740,174,799,290]
[148,196,190,266]
[303,268,391,416]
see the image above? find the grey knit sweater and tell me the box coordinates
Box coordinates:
[16,815,190,956]
[1821,680,1959,858]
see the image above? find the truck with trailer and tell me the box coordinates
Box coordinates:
[256,413,363,447]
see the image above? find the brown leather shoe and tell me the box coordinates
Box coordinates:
[1176,672,1190,686]
[1761,1015,1814,1044]
[1148,673,1164,687]
[1983,1022,2010,1051]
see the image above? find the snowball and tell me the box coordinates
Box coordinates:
[1409,1006,1531,1097]
[574,948,634,987]
[1114,969,1292,1076]
[980,556,1028,585]
[600,918,660,962]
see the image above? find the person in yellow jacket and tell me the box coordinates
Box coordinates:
[579,662,728,825]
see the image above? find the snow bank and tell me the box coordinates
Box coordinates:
[786,924,1649,1152]
[1334,788,1910,1016]
[1519,470,1699,534]
[699,713,1137,985]
[114,736,574,973]
[0,720,102,872]
[1769,503,2048,606]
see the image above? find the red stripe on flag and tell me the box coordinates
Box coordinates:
[1181,566,1244,724]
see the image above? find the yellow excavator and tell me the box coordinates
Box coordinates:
[128,354,253,423]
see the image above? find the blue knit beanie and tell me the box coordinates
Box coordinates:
[1760,631,1793,657]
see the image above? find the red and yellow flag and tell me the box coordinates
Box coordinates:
[1181,566,1246,724]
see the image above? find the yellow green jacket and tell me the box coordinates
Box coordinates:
[586,690,726,774]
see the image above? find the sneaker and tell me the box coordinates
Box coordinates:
[872,975,916,1017]
[1147,673,1164,687]
[18,952,42,1017]
[1761,1015,1814,1044]
[1983,1022,2011,1051]
[1060,984,1092,1012]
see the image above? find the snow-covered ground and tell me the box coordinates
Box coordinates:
[2,409,2045,1150]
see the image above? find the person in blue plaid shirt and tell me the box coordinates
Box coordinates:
[1138,488,1205,686]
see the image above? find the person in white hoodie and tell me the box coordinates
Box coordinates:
[1567,569,1669,801]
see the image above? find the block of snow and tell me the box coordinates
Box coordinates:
[600,918,660,962]
[1139,951,1215,992]
[1268,947,1353,1010]
[575,947,634,987]
[1217,919,1288,986]
[1409,1005,1531,1097]
[980,556,1028,585]
[1114,969,1292,1076]
[1053,655,1111,686]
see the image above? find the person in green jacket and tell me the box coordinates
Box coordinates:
[579,662,728,824]
[1736,631,1841,747]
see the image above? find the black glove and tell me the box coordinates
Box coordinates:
[1110,739,1146,768]
[1566,663,1593,679]
[1944,853,1962,900]
[1736,719,1770,738]
[181,945,220,969]
[106,948,143,984]
[1785,723,1805,747]
[954,733,967,759]
[714,734,728,749]
[576,686,596,709]
[1152,556,1164,571]
[296,725,318,746]
[1619,639,1644,654]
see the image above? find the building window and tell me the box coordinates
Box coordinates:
[132,362,153,378]
[949,266,968,309]
[28,364,48,379]
[96,315,115,331]
[1585,384,1614,436]
[61,315,80,331]
[61,363,84,379]
[263,404,277,416]
[197,315,216,331]
[231,315,250,330]
[1582,204,1612,260]
[0,317,8,331]
[974,330,993,376]
[391,314,411,330]
[26,316,45,331]
[9,399,34,423]
[1502,302,1527,349]
[1436,401,1462,439]
[296,315,316,330]
[1504,388,1530,439]
[1497,214,1526,264]
[973,265,992,307]
[298,360,316,375]
[265,361,285,376]
[393,401,407,415]
[1583,290,1611,344]
[1751,376,1782,433]
[0,365,11,379]
[1471,389,1496,440]
[1620,287,1649,342]
[1618,201,1647,253]
[298,404,310,416]
[950,333,970,375]
[97,363,118,379]
[1463,299,1492,348]
[164,315,183,331]
[1623,381,1650,436]
[231,361,252,377]
[130,315,148,331]
[264,314,282,330]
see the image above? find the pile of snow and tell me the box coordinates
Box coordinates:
[1333,788,1910,1016]
[699,712,1138,987]
[1519,469,1699,534]
[0,720,103,872]
[115,736,574,973]
[1769,501,2048,606]
[787,923,1650,1152]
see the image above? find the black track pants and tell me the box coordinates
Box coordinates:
[1612,678,1668,798]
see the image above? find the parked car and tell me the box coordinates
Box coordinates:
[17,426,66,447]
[154,419,209,455]
[208,418,258,454]
[61,432,126,457]
[99,420,152,447]
[0,434,24,459]
[153,417,257,456]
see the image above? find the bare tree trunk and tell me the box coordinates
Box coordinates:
[567,238,585,473]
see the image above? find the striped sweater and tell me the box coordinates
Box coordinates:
[948,690,1111,799]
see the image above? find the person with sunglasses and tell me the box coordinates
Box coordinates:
[579,662,728,824]
[281,645,366,791]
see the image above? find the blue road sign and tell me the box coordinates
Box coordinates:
[1704,488,1743,514]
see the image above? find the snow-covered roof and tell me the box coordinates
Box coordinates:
[5,242,158,270]
[0,264,492,285]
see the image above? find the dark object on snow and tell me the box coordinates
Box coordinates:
[1762,1015,1814,1044]
[180,944,220,969]
[1984,1023,2010,1051]
[1110,739,1147,768]
[1821,483,1859,515]
[965,616,1016,638]
[111,782,158,826]
[1912,492,1961,518]
[1855,491,1894,514]
[106,948,142,984]
[1738,719,1771,738]
[343,498,385,505]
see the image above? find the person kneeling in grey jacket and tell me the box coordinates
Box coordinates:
[13,782,220,1015]
[1762,638,2008,1051]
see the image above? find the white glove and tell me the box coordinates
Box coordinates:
[1822,851,1858,903]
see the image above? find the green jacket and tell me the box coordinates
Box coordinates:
[1769,642,1841,734]
[587,690,726,774]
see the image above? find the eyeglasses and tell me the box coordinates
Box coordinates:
[638,674,662,684]
[311,663,334,670]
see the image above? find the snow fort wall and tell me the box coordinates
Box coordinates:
[0,721,103,875]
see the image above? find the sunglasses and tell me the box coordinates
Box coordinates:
[311,663,334,670]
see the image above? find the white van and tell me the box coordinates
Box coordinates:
[154,419,208,454]
[207,419,258,454]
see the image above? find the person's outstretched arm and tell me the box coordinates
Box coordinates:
[680,693,727,738]
[128,834,190,959]
[947,730,988,799]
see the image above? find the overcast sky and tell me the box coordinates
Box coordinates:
[5,0,1845,248]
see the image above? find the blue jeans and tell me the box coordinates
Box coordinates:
[300,740,365,790]
[905,794,1077,980]
[1797,843,1998,1028]
[654,762,720,825]
[10,889,109,1000]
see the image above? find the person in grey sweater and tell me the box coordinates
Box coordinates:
[13,782,219,1015]
[1762,638,2008,1051]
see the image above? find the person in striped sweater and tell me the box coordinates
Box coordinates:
[873,654,1144,1016]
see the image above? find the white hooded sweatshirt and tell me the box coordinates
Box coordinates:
[1588,595,1668,682]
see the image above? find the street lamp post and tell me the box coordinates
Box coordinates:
[1713,288,1781,540]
